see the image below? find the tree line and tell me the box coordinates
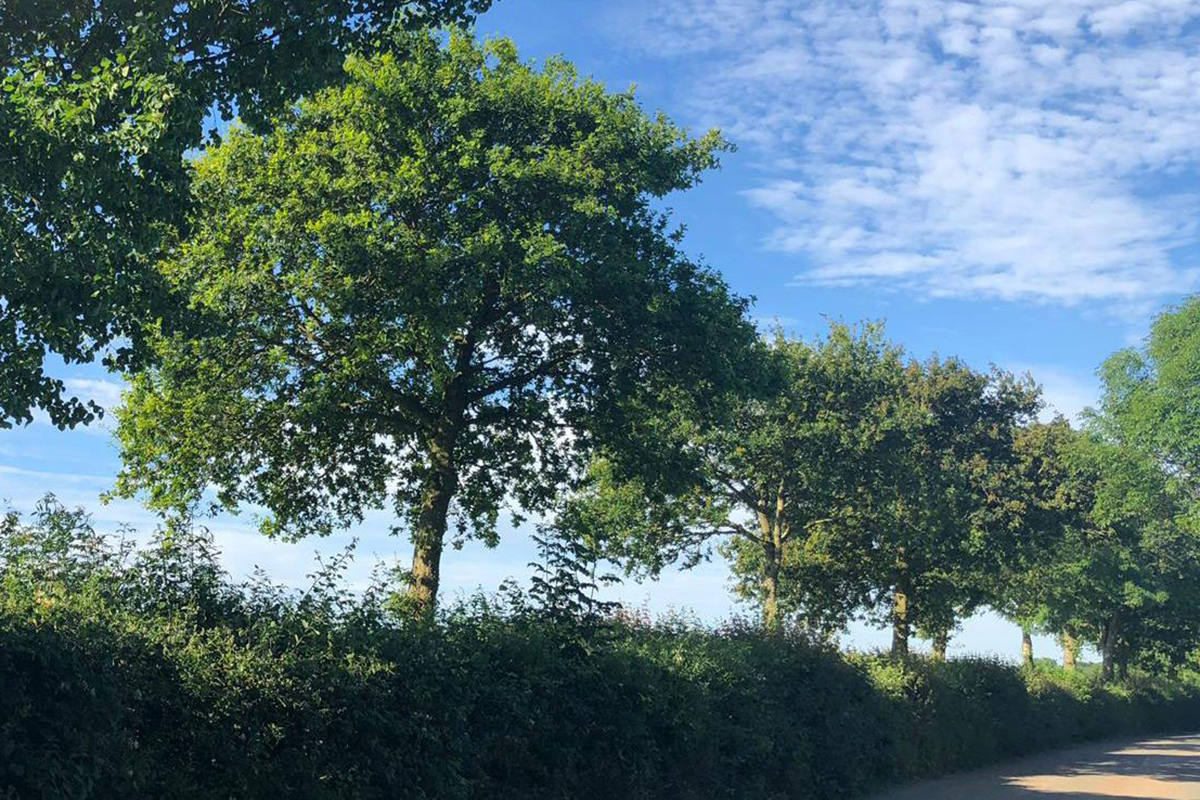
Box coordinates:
[4,13,1200,682]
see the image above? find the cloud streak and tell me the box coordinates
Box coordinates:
[620,0,1200,308]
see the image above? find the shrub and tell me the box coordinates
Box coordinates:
[2,499,1198,799]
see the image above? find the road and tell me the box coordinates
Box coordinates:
[868,734,1200,799]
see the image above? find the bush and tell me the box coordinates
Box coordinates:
[2,499,1199,799]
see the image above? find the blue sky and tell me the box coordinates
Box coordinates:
[5,0,1197,660]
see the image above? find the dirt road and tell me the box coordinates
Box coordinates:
[868,734,1200,799]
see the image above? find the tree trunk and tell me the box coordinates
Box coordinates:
[402,311,481,618]
[762,537,781,633]
[1062,630,1079,672]
[406,470,455,617]
[404,406,467,617]
[1099,614,1121,683]
[891,562,911,660]
[931,629,949,662]
[1021,625,1034,668]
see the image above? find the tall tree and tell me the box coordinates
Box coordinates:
[853,357,1040,658]
[1096,295,1200,498]
[112,32,757,617]
[992,419,1078,668]
[569,323,905,632]
[1039,432,1196,682]
[1,0,491,429]
[1077,297,1200,678]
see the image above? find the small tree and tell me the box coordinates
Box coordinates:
[113,32,757,617]
[527,525,621,627]
[992,419,1079,668]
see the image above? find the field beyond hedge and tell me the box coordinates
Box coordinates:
[5,566,1199,800]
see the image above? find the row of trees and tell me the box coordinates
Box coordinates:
[557,308,1200,681]
[5,15,1200,679]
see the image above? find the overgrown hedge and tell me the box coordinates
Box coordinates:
[5,601,1200,799]
[3,507,1199,799]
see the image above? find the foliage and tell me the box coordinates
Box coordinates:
[111,30,757,614]
[525,524,622,626]
[1,0,492,429]
[991,419,1078,657]
[1050,432,1198,676]
[797,354,1041,656]
[2,496,1199,800]
[1096,295,1200,498]
[572,322,905,632]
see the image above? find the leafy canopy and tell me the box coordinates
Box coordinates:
[836,356,1041,649]
[113,32,755,579]
[0,0,492,429]
[1096,295,1200,499]
[564,323,905,631]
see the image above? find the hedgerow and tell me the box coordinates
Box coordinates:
[2,499,1198,800]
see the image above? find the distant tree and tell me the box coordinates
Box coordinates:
[112,32,756,617]
[567,323,905,633]
[850,357,1041,659]
[992,419,1079,668]
[1,0,492,429]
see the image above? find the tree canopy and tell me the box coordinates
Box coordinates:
[1096,296,1200,500]
[112,31,758,615]
[569,323,905,632]
[1,0,492,429]
[789,355,1040,658]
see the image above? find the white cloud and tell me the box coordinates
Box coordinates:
[620,0,1200,308]
[1007,363,1099,423]
[63,378,126,411]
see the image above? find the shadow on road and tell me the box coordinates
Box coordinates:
[871,734,1200,800]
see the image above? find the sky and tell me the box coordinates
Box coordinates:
[4,0,1199,661]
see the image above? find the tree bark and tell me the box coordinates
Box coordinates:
[891,560,912,659]
[402,302,486,617]
[1021,625,1034,668]
[931,629,949,662]
[1099,613,1121,683]
[1062,630,1079,672]
[762,536,781,633]
[406,470,455,617]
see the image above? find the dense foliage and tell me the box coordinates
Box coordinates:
[4,498,1199,800]
[111,30,756,617]
[1,1,493,429]
[571,325,1044,658]
[560,324,906,633]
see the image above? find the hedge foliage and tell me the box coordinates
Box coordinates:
[3,503,1199,800]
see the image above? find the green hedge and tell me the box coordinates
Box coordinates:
[3,591,1199,800]
[1,503,1197,799]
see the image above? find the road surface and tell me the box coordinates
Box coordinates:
[868,734,1200,799]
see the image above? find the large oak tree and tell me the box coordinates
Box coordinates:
[112,32,757,616]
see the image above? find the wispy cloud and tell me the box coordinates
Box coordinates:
[63,378,125,411]
[1005,362,1099,423]
[618,0,1200,308]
